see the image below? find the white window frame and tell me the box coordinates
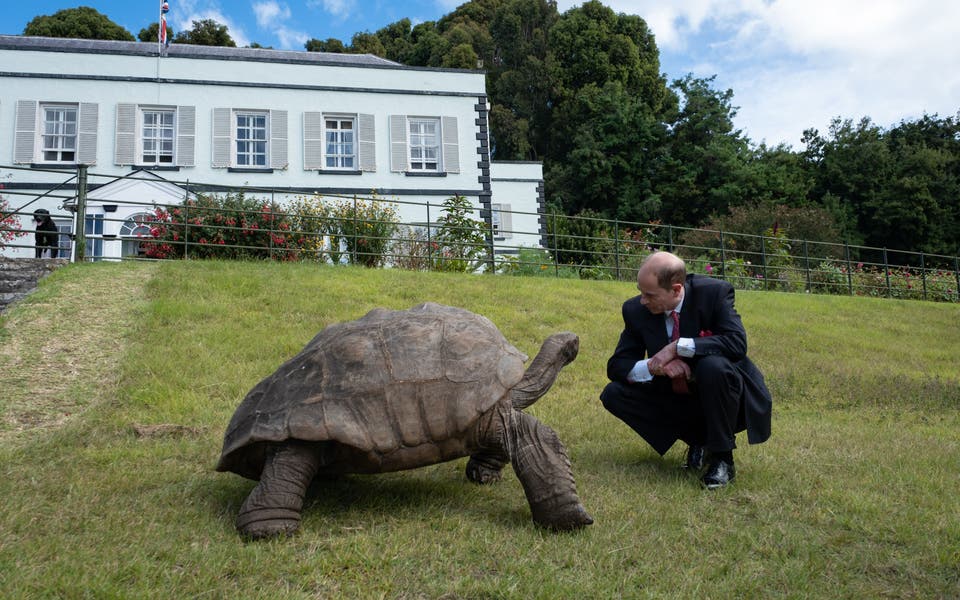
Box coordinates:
[53,218,73,259]
[408,117,441,172]
[235,111,269,167]
[84,213,104,261]
[139,107,176,166]
[324,115,357,170]
[39,104,78,164]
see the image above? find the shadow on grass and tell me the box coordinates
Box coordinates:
[207,464,537,537]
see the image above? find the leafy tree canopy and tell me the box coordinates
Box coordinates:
[23,6,134,41]
[173,18,236,47]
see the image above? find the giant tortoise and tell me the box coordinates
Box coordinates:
[216,302,593,539]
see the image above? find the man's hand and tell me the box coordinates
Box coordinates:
[647,341,678,376]
[661,358,691,381]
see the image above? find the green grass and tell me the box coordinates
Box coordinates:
[1,261,958,598]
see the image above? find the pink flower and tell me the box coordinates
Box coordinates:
[705,264,713,274]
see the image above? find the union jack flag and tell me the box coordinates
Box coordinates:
[159,1,170,50]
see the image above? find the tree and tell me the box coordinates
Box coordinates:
[349,32,386,56]
[138,22,173,44]
[305,38,346,53]
[23,6,134,41]
[173,19,236,47]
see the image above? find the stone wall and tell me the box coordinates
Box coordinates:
[0,258,69,312]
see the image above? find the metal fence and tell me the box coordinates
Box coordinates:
[2,164,959,303]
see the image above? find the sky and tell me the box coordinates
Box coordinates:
[4,0,959,149]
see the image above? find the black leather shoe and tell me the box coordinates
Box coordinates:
[683,445,706,470]
[701,459,735,489]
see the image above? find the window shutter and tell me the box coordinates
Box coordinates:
[14,100,37,164]
[358,113,376,172]
[389,114,408,172]
[212,108,231,168]
[77,102,99,164]
[114,103,136,165]
[176,105,196,167]
[499,203,512,238]
[441,116,459,174]
[270,109,288,169]
[303,111,324,170]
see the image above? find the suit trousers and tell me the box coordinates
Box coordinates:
[600,355,745,456]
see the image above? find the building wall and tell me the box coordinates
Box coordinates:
[0,37,544,260]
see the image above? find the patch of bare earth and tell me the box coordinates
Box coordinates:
[0,262,157,442]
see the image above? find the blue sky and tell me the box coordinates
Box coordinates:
[4,1,959,149]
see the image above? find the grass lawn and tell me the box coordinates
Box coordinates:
[1,260,958,598]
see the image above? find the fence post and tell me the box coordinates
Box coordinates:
[183,200,189,259]
[955,255,960,303]
[667,225,674,253]
[352,196,358,265]
[760,235,768,290]
[803,240,811,292]
[552,212,559,277]
[425,201,432,271]
[883,248,891,298]
[74,165,88,262]
[920,252,927,301]
[719,230,726,282]
[613,218,620,281]
[844,242,853,295]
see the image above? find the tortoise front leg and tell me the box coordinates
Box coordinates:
[508,411,593,530]
[236,441,321,540]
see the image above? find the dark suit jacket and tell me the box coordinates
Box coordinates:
[607,274,772,444]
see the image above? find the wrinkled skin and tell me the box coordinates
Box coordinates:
[218,304,593,539]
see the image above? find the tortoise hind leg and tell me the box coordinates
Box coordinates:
[236,441,321,540]
[466,452,508,484]
[509,411,593,530]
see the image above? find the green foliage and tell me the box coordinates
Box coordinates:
[144,192,298,261]
[304,37,346,53]
[137,22,173,44]
[329,197,399,268]
[429,195,489,272]
[23,6,134,41]
[173,18,236,47]
[0,173,26,247]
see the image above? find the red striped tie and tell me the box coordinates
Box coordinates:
[670,310,689,394]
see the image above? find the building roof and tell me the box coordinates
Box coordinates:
[0,34,405,69]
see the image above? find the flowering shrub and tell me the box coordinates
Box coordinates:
[330,196,398,268]
[286,195,338,263]
[430,195,488,273]
[144,191,299,261]
[391,225,434,271]
[0,189,26,249]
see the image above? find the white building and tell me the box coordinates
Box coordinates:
[0,35,546,261]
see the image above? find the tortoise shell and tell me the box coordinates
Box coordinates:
[216,303,528,479]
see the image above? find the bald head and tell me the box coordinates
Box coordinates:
[638,251,686,290]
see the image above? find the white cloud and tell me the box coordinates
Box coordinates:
[308,0,357,19]
[253,1,292,28]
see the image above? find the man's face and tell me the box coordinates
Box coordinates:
[637,270,681,315]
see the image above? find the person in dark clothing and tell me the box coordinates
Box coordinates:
[600,251,772,489]
[33,209,59,258]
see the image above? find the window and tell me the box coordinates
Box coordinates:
[212,108,287,170]
[53,219,73,259]
[115,104,195,168]
[41,105,78,163]
[119,212,154,257]
[236,112,268,167]
[389,115,458,174]
[15,100,98,165]
[303,112,374,172]
[84,214,104,261]
[141,109,175,165]
[325,117,355,169]
[408,118,440,171]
